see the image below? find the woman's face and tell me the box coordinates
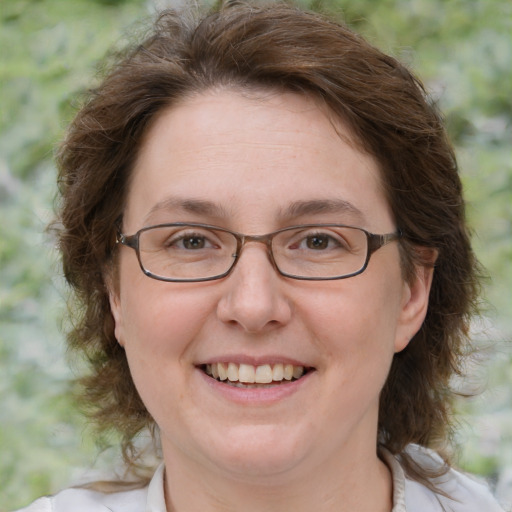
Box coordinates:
[110,89,432,481]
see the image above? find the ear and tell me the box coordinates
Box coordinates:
[105,270,125,348]
[394,249,437,353]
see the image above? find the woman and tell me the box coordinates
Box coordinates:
[18,2,504,511]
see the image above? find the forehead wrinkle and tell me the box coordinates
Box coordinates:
[280,199,367,223]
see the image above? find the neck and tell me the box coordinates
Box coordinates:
[162,443,393,512]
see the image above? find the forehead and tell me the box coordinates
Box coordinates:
[125,88,392,232]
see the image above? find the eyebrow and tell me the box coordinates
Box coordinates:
[143,197,365,225]
[144,197,229,224]
[280,199,366,223]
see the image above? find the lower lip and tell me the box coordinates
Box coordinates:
[196,368,315,405]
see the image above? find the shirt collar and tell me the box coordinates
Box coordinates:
[380,448,407,512]
[145,455,408,512]
[145,462,167,512]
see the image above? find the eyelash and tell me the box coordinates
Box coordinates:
[166,231,216,249]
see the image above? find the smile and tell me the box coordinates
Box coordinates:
[203,362,310,387]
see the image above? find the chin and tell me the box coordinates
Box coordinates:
[201,424,309,480]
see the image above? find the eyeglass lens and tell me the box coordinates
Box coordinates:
[136,224,370,281]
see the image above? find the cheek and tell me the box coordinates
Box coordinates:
[117,283,215,419]
[289,278,402,443]
[114,250,208,353]
[298,271,404,371]
[119,283,211,358]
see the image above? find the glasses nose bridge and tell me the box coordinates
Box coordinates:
[237,232,274,254]
[233,232,276,270]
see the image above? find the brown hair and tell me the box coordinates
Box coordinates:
[57,1,480,482]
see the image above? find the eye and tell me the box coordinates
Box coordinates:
[294,231,348,251]
[179,235,208,250]
[166,230,219,250]
[304,234,334,250]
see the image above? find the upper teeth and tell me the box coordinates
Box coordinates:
[205,362,305,384]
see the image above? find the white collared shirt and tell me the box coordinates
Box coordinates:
[15,445,504,512]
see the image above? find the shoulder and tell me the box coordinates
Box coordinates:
[14,463,166,512]
[386,444,505,512]
[14,486,148,512]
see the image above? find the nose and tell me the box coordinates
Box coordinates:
[216,243,292,333]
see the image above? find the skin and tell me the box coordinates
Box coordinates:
[110,89,434,512]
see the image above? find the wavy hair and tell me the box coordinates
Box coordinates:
[56,1,480,483]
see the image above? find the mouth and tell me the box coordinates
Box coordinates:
[200,362,313,388]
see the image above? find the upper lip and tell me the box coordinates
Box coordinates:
[197,354,313,368]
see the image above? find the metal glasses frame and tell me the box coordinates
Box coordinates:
[116,222,402,282]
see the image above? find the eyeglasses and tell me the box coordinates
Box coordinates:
[116,223,401,282]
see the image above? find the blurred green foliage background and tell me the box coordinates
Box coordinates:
[1,0,511,510]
